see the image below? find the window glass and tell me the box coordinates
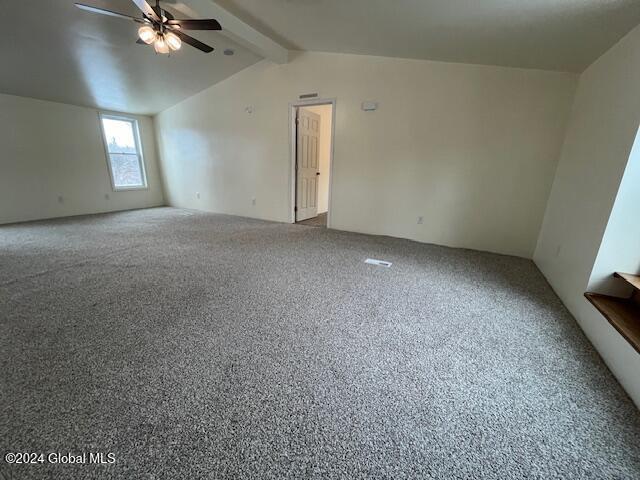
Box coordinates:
[100,116,147,189]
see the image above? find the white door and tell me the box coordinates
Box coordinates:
[296,108,321,222]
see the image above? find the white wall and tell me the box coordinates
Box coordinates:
[0,94,165,225]
[156,51,576,258]
[302,104,332,214]
[535,24,640,407]
[590,129,640,297]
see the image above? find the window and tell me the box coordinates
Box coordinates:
[99,114,147,190]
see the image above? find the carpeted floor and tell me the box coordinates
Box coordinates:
[297,212,327,228]
[1,207,639,479]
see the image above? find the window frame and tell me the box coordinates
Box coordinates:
[98,112,148,192]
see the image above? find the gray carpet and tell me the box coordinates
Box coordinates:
[1,207,639,480]
[297,212,328,228]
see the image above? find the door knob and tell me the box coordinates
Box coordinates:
[316,172,321,176]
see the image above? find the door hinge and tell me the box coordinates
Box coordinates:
[294,206,298,212]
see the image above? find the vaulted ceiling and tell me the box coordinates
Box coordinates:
[1,0,261,115]
[215,0,640,73]
[3,0,640,116]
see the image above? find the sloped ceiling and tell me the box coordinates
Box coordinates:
[215,0,640,72]
[1,0,261,115]
[4,0,640,115]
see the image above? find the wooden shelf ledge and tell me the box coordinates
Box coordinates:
[613,272,640,291]
[584,292,640,354]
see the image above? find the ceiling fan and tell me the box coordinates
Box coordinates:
[75,0,221,54]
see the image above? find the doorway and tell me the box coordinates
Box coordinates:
[290,100,335,228]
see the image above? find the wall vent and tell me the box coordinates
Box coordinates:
[299,93,319,99]
[365,258,392,268]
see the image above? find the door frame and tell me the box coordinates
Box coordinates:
[288,97,337,227]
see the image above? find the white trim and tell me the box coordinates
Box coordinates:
[98,112,149,192]
[288,98,337,228]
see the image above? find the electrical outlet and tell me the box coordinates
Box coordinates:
[417,216,424,225]
[196,192,200,199]
[555,244,562,257]
[57,195,64,204]
[104,193,110,200]
[251,197,256,206]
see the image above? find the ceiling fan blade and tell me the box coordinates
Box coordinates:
[166,19,222,31]
[130,0,161,22]
[173,30,214,53]
[75,3,142,22]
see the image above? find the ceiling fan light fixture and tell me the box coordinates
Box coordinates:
[138,25,156,44]
[154,35,170,54]
[76,0,218,54]
[165,32,182,51]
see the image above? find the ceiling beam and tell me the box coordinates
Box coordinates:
[168,0,289,64]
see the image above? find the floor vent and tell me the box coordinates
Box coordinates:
[365,258,392,268]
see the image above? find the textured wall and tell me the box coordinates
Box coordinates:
[0,94,165,224]
[535,24,640,407]
[155,51,576,258]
